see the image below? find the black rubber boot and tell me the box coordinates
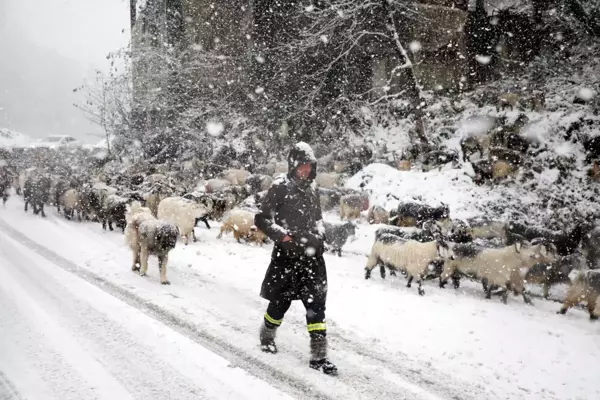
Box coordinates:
[309,334,338,375]
[260,323,278,354]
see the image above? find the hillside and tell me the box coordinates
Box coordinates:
[0,128,33,148]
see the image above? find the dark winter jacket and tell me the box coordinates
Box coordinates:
[255,142,328,303]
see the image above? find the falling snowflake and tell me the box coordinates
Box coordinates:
[305,4,314,12]
[475,55,492,65]
[409,41,422,52]
[206,122,224,137]
[578,88,597,102]
[255,55,265,64]
[320,35,328,44]
[255,87,265,94]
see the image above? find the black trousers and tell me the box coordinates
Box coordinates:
[264,299,327,337]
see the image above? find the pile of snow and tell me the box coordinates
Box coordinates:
[345,163,546,221]
[0,128,33,148]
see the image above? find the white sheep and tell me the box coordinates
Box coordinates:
[217,208,267,245]
[365,236,452,295]
[222,168,251,185]
[441,242,554,304]
[367,205,389,224]
[206,178,232,193]
[315,172,342,189]
[17,167,37,195]
[157,196,210,245]
[59,188,81,220]
[340,193,369,220]
[124,201,178,285]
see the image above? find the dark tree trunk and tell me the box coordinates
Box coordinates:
[383,2,429,145]
[130,0,136,30]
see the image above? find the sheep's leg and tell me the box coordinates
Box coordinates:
[389,268,397,277]
[417,276,425,296]
[380,265,386,279]
[485,282,493,300]
[192,229,198,243]
[131,247,140,272]
[542,283,550,300]
[159,254,170,285]
[200,217,211,229]
[452,273,461,289]
[501,287,509,304]
[558,284,585,315]
[217,227,224,239]
[234,230,242,243]
[40,204,46,218]
[337,248,342,257]
[108,220,114,231]
[139,245,149,277]
[406,275,413,288]
[365,267,373,280]
[183,234,189,246]
[482,277,489,292]
[522,290,533,305]
[587,294,598,320]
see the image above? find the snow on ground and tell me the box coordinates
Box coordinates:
[0,226,293,400]
[1,196,599,400]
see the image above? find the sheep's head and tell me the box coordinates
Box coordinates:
[437,240,454,260]
[520,239,556,265]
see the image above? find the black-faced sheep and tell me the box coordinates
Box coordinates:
[447,219,473,243]
[182,192,215,229]
[340,193,369,220]
[101,194,130,232]
[0,166,11,206]
[124,202,178,285]
[390,202,450,227]
[421,149,459,168]
[323,221,356,256]
[367,205,390,224]
[557,270,600,319]
[246,174,274,194]
[157,196,211,245]
[365,235,452,295]
[442,241,555,304]
[23,174,51,217]
[525,253,582,299]
[217,209,267,245]
[460,135,489,162]
[59,188,82,221]
[505,221,589,257]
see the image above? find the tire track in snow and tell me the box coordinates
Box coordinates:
[0,218,333,400]
[0,371,23,400]
[0,215,485,400]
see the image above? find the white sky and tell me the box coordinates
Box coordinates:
[6,0,130,70]
[1,0,130,141]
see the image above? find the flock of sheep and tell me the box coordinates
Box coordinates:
[1,145,600,321]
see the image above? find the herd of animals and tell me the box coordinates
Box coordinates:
[1,144,600,321]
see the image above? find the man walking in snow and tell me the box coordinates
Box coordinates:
[254,142,337,375]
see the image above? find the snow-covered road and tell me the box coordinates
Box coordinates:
[0,230,296,400]
[1,196,599,400]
